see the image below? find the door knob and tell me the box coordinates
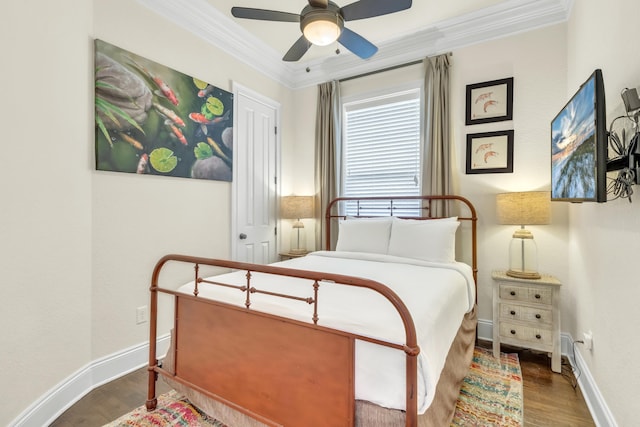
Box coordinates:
[239,233,247,240]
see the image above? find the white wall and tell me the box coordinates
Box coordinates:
[2,0,295,424]
[566,1,640,425]
[0,1,93,424]
[452,25,570,324]
[280,85,317,252]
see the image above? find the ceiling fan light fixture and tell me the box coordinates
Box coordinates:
[301,11,343,46]
[231,0,412,61]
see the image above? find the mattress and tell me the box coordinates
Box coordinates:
[175,250,475,414]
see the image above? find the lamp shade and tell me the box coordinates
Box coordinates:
[496,191,551,226]
[280,196,314,220]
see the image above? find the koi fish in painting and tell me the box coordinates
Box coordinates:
[165,120,188,146]
[137,153,149,174]
[189,109,231,126]
[119,132,144,150]
[207,137,231,165]
[193,78,215,98]
[189,110,231,135]
[153,102,185,127]
[189,112,214,125]
[128,59,179,106]
[198,84,215,98]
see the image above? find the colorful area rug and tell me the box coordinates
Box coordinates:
[451,346,523,426]
[104,391,227,427]
[105,347,522,427]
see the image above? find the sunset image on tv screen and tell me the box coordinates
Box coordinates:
[551,77,596,200]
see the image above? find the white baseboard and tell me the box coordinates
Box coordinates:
[570,342,619,427]
[9,334,170,427]
[478,319,616,427]
[477,317,493,341]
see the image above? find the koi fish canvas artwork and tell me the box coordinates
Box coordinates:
[94,39,233,182]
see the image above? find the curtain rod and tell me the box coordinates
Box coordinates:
[338,52,452,83]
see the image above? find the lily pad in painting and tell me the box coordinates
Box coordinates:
[194,142,213,160]
[206,96,224,116]
[149,147,178,173]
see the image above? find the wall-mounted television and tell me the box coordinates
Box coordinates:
[551,69,607,202]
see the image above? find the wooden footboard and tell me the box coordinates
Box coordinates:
[146,256,421,427]
[175,296,354,425]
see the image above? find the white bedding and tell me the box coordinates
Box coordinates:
[176,250,475,414]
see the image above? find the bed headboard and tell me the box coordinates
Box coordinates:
[325,195,478,286]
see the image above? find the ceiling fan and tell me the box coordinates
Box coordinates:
[231,0,412,62]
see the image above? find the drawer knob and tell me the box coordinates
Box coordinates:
[510,291,516,296]
[535,294,541,299]
[535,314,541,319]
[535,334,542,339]
[510,329,516,335]
[510,310,516,315]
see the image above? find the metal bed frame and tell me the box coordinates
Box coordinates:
[146,195,477,426]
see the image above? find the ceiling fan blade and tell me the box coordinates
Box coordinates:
[338,27,378,59]
[231,7,300,22]
[283,36,312,62]
[308,0,329,7]
[341,0,412,21]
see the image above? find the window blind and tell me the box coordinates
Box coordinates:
[342,89,422,216]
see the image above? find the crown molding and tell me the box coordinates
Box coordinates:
[136,0,295,87]
[137,0,573,90]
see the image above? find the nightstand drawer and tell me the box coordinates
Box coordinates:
[499,284,552,305]
[500,303,552,325]
[499,322,553,346]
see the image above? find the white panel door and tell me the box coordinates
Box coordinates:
[232,84,279,264]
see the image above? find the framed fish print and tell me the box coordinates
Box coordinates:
[466,130,514,174]
[94,39,234,181]
[465,77,513,125]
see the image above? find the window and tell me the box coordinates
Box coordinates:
[342,85,422,216]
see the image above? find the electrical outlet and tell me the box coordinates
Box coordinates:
[136,306,148,324]
[583,331,593,350]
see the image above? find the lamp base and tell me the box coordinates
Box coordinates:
[506,269,541,280]
[290,222,306,254]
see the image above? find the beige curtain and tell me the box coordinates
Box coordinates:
[422,54,452,217]
[314,81,341,250]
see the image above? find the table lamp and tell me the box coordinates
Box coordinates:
[496,191,551,279]
[280,196,314,254]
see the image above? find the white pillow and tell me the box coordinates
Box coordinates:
[388,217,460,263]
[335,217,393,254]
[394,216,458,222]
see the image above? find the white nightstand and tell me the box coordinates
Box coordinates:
[279,251,310,261]
[492,270,562,373]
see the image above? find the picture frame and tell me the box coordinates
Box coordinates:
[94,39,234,182]
[466,130,514,174]
[465,77,513,125]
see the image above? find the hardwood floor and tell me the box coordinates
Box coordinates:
[487,342,596,427]
[50,342,595,426]
[50,369,172,427]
